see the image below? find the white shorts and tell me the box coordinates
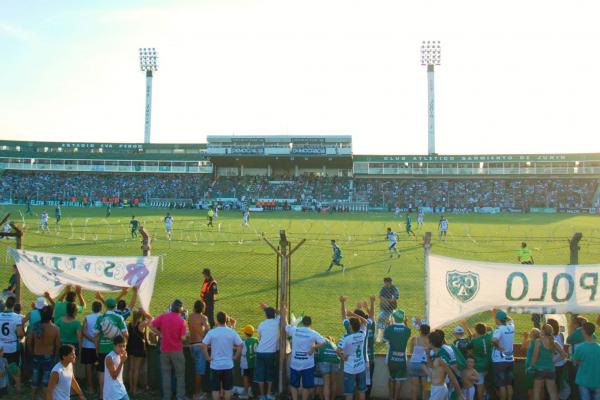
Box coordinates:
[430,385,449,400]
[165,225,172,231]
[475,371,486,385]
[389,242,397,250]
[462,387,476,400]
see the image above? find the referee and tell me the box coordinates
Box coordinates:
[519,242,540,327]
[518,242,534,264]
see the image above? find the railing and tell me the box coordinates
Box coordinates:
[353,165,600,176]
[0,162,213,174]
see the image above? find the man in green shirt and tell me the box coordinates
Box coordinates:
[94,298,128,399]
[45,285,86,322]
[383,310,411,400]
[207,208,215,227]
[573,322,600,399]
[462,321,493,400]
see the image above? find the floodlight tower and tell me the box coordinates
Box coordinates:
[139,48,158,144]
[420,41,441,155]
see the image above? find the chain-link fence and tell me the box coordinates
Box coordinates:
[1,206,600,344]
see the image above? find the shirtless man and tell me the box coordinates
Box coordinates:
[189,300,210,400]
[461,357,480,400]
[427,330,464,400]
[27,305,60,400]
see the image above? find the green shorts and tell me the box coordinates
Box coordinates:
[388,360,408,381]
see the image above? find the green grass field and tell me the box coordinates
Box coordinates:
[1,205,600,343]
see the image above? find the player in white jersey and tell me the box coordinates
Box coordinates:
[0,297,24,392]
[438,216,449,241]
[1,223,10,239]
[40,211,49,233]
[338,317,367,400]
[417,208,424,228]
[242,210,250,226]
[386,228,400,258]
[164,213,174,240]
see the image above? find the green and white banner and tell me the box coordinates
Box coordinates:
[9,249,158,311]
[427,254,600,328]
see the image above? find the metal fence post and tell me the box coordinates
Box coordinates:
[569,232,582,265]
[423,232,432,322]
[140,226,152,256]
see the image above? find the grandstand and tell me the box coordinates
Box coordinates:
[2,137,600,212]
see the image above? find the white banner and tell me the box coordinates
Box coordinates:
[9,249,158,311]
[427,254,600,329]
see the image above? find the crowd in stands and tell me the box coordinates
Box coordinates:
[353,178,598,209]
[1,171,598,210]
[3,268,600,400]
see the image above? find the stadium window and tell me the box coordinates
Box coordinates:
[15,146,20,151]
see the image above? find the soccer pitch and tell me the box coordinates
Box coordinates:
[1,205,600,341]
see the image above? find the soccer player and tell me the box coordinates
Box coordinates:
[417,208,424,229]
[164,213,174,240]
[518,242,534,264]
[326,240,344,272]
[386,228,400,258]
[439,215,449,241]
[242,209,250,227]
[129,216,139,238]
[55,204,62,224]
[405,213,416,238]
[40,210,49,233]
[106,205,111,218]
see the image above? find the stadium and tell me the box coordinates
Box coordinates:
[1,135,600,398]
[3,2,600,399]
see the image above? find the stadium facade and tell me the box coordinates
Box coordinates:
[2,136,598,178]
[2,136,600,212]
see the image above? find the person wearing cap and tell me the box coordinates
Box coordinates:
[151,299,187,400]
[383,309,411,400]
[452,326,470,359]
[201,268,218,327]
[491,309,515,400]
[93,297,128,399]
[254,304,280,400]
[240,325,258,400]
[23,296,47,330]
[189,300,210,400]
[201,311,243,400]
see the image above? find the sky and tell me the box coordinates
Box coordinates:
[1,0,599,155]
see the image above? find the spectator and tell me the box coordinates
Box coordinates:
[240,325,258,399]
[46,285,86,322]
[316,335,341,400]
[255,304,280,400]
[0,296,23,394]
[103,335,129,400]
[491,310,515,400]
[337,317,367,400]
[94,298,128,399]
[0,347,8,397]
[573,322,600,400]
[27,305,60,400]
[150,299,187,400]
[127,308,151,396]
[285,315,326,400]
[529,324,567,400]
[407,322,430,400]
[201,311,243,400]
[189,300,210,400]
[23,296,47,331]
[46,344,85,400]
[81,301,102,395]
[55,302,82,355]
[201,268,218,327]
